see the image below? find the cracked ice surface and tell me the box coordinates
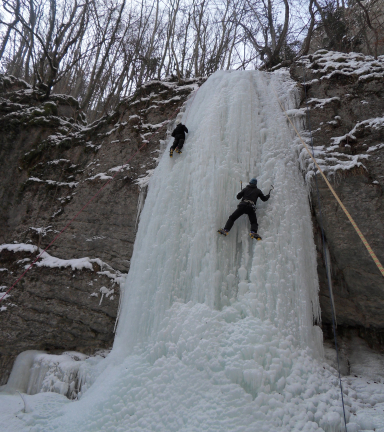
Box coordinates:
[2,70,373,431]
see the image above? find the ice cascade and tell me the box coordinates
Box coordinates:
[114,69,321,354]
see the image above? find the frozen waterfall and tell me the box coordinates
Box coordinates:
[114,69,321,354]
[5,70,358,432]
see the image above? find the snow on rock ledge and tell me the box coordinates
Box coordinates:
[0,243,124,280]
[296,50,384,83]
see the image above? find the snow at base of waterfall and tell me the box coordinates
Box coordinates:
[1,318,384,432]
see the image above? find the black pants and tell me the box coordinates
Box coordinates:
[171,137,185,151]
[224,204,258,232]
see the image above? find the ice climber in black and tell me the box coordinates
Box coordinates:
[170,122,188,157]
[218,178,270,240]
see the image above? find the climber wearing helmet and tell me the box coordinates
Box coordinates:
[218,178,271,240]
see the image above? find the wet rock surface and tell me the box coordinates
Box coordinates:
[0,74,202,383]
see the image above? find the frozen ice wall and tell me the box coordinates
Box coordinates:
[4,350,101,400]
[114,69,321,354]
[17,70,356,432]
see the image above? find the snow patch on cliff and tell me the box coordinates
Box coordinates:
[298,50,384,82]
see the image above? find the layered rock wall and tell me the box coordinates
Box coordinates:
[0,75,201,383]
[291,51,384,349]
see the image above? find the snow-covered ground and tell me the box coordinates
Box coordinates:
[1,69,384,431]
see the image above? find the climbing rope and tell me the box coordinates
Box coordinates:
[272,84,384,278]
[302,70,347,432]
[0,99,186,303]
[273,68,384,431]
[271,71,384,432]
[249,74,254,178]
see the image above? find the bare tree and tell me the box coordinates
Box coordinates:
[299,0,317,56]
[2,0,90,97]
[0,0,305,117]
[354,0,383,58]
[233,0,290,69]
[80,0,126,109]
[0,0,20,61]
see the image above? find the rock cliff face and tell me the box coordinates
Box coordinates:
[291,51,384,350]
[0,74,201,384]
[1,51,383,387]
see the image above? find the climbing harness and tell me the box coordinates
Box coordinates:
[1,98,188,303]
[236,184,273,210]
[241,199,256,209]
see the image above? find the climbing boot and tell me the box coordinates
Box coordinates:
[175,147,182,154]
[218,229,229,236]
[170,148,174,157]
[249,231,262,240]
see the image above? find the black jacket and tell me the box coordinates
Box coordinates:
[172,123,188,139]
[236,184,269,205]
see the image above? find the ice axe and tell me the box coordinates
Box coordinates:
[268,185,274,194]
